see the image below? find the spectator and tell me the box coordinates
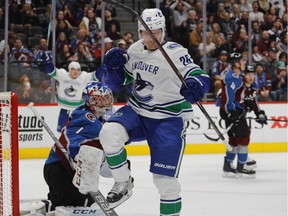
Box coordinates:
[160,0,173,38]
[104,9,121,33]
[256,30,271,55]
[106,23,122,41]
[270,65,287,101]
[261,13,274,31]
[276,32,288,54]
[199,31,216,62]
[63,4,77,26]
[169,0,191,42]
[195,1,203,19]
[56,44,73,69]
[214,34,231,56]
[189,19,203,63]
[267,18,284,42]
[239,0,252,12]
[22,3,40,27]
[237,10,249,32]
[212,50,229,96]
[69,42,94,71]
[115,39,127,51]
[257,0,271,13]
[210,23,225,46]
[70,28,90,54]
[251,20,263,44]
[263,48,278,87]
[123,31,134,48]
[232,28,249,53]
[93,37,114,64]
[9,0,23,26]
[56,10,74,41]
[216,3,227,20]
[219,12,238,42]
[9,37,34,68]
[255,63,272,101]
[15,74,36,104]
[56,31,70,53]
[252,43,265,65]
[79,8,101,44]
[230,3,241,22]
[206,0,218,15]
[249,1,264,23]
[0,7,5,29]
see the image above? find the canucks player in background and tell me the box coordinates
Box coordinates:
[99,8,210,215]
[43,82,113,210]
[217,53,267,178]
[39,52,99,132]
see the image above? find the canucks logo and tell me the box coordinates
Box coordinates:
[133,73,154,102]
[64,85,77,97]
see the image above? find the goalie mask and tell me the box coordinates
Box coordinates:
[83,82,114,113]
[138,8,166,43]
[68,61,81,78]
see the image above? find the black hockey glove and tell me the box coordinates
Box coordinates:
[227,109,240,124]
[244,99,255,112]
[256,110,268,125]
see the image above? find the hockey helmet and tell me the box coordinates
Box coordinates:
[68,61,81,77]
[244,65,255,74]
[83,82,114,113]
[229,52,243,65]
[138,8,166,43]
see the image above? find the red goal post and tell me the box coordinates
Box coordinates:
[0,92,19,216]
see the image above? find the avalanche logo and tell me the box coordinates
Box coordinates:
[85,113,95,122]
[64,85,77,97]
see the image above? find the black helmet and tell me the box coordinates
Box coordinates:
[229,52,242,64]
[245,65,255,74]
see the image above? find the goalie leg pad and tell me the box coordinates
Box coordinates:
[73,145,104,195]
[54,206,104,216]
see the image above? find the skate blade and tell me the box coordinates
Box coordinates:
[244,164,257,170]
[236,173,256,179]
[109,190,133,209]
[222,172,237,178]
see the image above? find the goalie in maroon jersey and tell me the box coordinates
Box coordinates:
[43,81,114,210]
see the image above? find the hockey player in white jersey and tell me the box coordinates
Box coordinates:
[40,53,99,132]
[99,8,210,215]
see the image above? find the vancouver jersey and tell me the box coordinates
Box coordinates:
[48,68,97,110]
[124,40,209,120]
[45,105,103,165]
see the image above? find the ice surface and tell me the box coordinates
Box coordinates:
[20,153,287,216]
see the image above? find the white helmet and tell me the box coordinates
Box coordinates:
[138,8,166,43]
[68,61,81,76]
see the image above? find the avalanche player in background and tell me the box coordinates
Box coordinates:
[44,82,113,210]
[99,8,210,216]
[217,53,267,178]
[40,53,99,132]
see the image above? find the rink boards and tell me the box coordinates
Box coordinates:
[18,102,287,159]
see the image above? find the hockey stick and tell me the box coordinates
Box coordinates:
[27,102,118,216]
[203,110,247,142]
[246,117,288,122]
[103,0,232,151]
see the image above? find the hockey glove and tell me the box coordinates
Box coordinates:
[39,51,54,73]
[72,145,104,195]
[256,110,267,125]
[104,47,129,70]
[180,78,204,103]
[228,109,241,124]
[244,98,255,112]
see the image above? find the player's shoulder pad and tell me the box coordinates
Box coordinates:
[165,41,183,50]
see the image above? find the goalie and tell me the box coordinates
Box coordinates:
[43,81,114,209]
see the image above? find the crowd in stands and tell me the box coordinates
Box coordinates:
[0,0,287,103]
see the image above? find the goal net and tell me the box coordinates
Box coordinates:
[0,92,19,216]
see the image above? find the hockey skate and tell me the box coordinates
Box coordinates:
[107,176,134,209]
[223,157,237,178]
[236,162,256,179]
[244,158,257,170]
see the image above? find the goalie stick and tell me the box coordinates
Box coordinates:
[103,0,232,151]
[27,102,118,216]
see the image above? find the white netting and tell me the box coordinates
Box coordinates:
[0,92,13,216]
